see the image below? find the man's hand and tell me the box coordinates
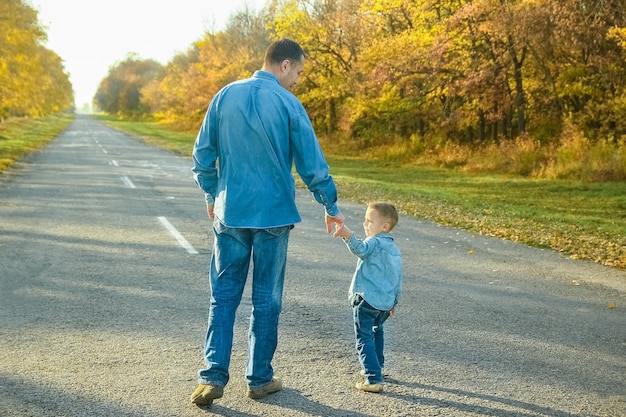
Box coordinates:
[325,212,345,233]
[206,203,215,220]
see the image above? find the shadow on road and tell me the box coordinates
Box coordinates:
[0,374,170,417]
[202,388,375,417]
[384,377,587,417]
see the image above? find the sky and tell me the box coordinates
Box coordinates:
[32,0,265,110]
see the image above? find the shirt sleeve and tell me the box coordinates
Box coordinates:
[345,234,376,259]
[394,267,403,306]
[289,103,340,217]
[191,100,219,204]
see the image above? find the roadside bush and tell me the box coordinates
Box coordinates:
[541,121,626,181]
[588,138,626,181]
[461,135,547,176]
[323,118,626,182]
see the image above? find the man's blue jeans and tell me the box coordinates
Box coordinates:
[353,295,391,384]
[198,220,291,389]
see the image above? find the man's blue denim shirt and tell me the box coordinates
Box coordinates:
[344,233,403,311]
[192,70,340,228]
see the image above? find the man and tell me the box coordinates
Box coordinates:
[190,38,344,406]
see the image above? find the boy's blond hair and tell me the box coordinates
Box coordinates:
[369,202,398,231]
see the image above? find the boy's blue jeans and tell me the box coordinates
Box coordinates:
[353,295,391,384]
[198,220,291,389]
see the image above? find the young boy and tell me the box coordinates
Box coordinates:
[333,202,403,393]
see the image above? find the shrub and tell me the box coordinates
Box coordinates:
[541,120,626,181]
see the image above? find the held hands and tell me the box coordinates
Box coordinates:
[325,212,345,234]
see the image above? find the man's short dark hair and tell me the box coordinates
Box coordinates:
[264,38,305,65]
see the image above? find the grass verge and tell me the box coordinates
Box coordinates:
[326,156,625,270]
[0,114,75,172]
[93,115,194,156]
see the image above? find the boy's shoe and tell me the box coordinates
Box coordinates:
[247,378,282,399]
[190,384,224,406]
[355,380,384,393]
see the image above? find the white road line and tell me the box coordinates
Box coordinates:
[110,160,119,167]
[157,217,198,254]
[121,176,136,189]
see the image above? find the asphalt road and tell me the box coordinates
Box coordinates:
[1,115,625,417]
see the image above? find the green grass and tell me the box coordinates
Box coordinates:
[5,115,625,269]
[0,114,75,172]
[93,114,195,156]
[326,156,626,269]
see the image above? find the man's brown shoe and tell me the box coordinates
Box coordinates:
[355,380,383,393]
[190,384,224,406]
[246,378,282,399]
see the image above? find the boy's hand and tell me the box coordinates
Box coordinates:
[390,307,396,317]
[333,223,351,239]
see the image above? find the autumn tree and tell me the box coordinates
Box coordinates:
[349,0,434,144]
[438,0,626,143]
[538,0,626,140]
[0,0,73,120]
[141,48,200,127]
[35,46,74,115]
[94,54,162,117]
[267,0,363,135]
[353,0,626,147]
[429,0,531,143]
